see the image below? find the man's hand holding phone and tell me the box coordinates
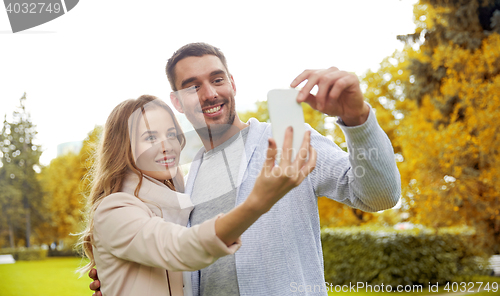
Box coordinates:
[290,67,370,126]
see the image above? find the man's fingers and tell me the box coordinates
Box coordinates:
[290,69,313,88]
[315,70,346,102]
[315,80,333,108]
[297,73,323,103]
[329,76,351,101]
[89,280,100,291]
[294,92,314,108]
[291,69,321,104]
[89,268,98,280]
[316,71,351,109]
[293,68,356,112]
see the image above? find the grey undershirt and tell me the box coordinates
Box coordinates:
[190,127,249,296]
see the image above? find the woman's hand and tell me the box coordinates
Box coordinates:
[214,127,316,246]
[248,127,317,214]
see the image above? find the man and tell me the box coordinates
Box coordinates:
[90,42,400,295]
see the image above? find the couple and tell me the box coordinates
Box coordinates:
[80,43,401,296]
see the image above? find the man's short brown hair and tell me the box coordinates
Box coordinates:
[166,42,230,91]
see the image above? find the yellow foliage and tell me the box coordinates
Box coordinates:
[37,126,102,244]
[238,100,270,124]
[361,0,500,252]
[38,153,85,242]
[318,197,376,227]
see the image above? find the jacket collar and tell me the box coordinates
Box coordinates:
[121,173,194,225]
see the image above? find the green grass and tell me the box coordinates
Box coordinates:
[0,257,90,296]
[1,258,499,296]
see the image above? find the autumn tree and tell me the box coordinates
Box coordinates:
[362,0,500,253]
[37,126,101,247]
[37,152,84,246]
[0,93,43,248]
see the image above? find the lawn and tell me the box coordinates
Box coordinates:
[0,257,91,296]
[1,257,499,296]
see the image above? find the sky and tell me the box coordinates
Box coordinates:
[0,0,418,166]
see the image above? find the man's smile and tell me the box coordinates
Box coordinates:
[202,103,224,116]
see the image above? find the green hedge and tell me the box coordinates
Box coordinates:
[321,226,490,287]
[0,247,48,261]
[47,248,80,257]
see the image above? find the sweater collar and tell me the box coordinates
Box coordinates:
[184,118,270,196]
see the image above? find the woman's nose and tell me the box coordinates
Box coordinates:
[161,140,174,153]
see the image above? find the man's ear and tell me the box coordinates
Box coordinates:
[230,75,237,96]
[170,92,184,113]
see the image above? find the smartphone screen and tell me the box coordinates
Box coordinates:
[267,88,306,162]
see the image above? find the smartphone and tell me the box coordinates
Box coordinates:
[267,88,306,162]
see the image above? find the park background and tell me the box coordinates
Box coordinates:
[1,0,500,295]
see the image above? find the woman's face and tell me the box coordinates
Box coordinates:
[133,107,181,182]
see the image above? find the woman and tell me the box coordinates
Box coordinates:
[78,95,316,296]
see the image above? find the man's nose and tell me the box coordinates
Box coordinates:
[199,83,218,101]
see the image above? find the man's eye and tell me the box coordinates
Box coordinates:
[213,78,224,84]
[186,85,199,93]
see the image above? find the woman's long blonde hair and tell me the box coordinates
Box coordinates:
[77,95,186,275]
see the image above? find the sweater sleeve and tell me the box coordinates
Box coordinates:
[93,193,241,271]
[309,104,401,212]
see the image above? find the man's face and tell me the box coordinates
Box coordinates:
[170,55,237,139]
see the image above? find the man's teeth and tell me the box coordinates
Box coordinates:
[157,158,174,164]
[203,105,221,114]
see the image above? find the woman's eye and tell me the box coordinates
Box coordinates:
[145,135,156,141]
[167,132,177,139]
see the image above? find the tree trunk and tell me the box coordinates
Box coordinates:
[8,223,15,248]
[25,207,31,248]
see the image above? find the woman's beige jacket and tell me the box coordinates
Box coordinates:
[92,174,241,296]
